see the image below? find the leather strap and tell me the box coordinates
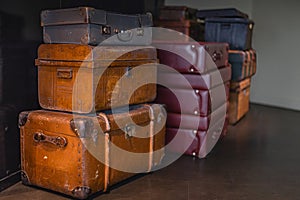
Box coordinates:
[98,113,111,192]
[144,104,155,172]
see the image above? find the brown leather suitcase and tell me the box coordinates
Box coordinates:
[41,7,153,46]
[0,105,21,191]
[36,44,157,113]
[19,104,166,199]
[155,82,230,116]
[154,20,205,42]
[229,78,251,124]
[157,65,231,90]
[154,41,229,74]
[159,6,198,21]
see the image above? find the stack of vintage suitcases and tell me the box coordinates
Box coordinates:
[201,8,257,124]
[153,6,232,158]
[0,11,39,191]
[18,7,166,199]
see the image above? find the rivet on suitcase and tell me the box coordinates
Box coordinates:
[19,104,166,199]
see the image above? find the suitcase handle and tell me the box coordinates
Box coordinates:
[33,132,68,148]
[57,68,73,79]
[117,30,133,42]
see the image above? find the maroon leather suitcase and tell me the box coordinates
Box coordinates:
[155,82,230,116]
[154,41,229,74]
[166,102,227,131]
[165,114,228,158]
[158,65,231,90]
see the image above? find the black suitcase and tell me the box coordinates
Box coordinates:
[196,8,249,19]
[41,7,153,45]
[0,105,20,191]
[205,17,254,50]
[0,42,39,109]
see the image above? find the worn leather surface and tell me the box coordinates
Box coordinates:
[157,65,231,90]
[154,41,229,74]
[36,44,157,113]
[166,102,227,131]
[155,82,230,116]
[19,104,166,199]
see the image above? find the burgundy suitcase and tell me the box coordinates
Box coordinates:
[159,6,198,21]
[166,102,227,131]
[165,114,228,158]
[157,65,231,90]
[154,41,229,74]
[155,82,230,116]
[41,7,153,45]
[0,105,20,191]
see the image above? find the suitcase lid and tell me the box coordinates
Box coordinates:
[36,44,157,68]
[41,7,153,27]
[205,17,254,24]
[19,104,165,138]
[196,8,249,19]
[229,50,248,63]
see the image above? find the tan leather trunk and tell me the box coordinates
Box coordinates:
[19,104,166,199]
[229,78,251,124]
[35,44,158,113]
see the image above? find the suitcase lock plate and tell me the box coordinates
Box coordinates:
[33,132,68,148]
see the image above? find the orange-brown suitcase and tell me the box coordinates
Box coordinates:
[19,104,166,199]
[35,44,158,113]
[229,78,251,124]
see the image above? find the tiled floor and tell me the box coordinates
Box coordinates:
[1,104,300,199]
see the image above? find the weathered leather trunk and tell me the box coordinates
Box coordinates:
[159,6,198,21]
[36,44,157,113]
[229,49,257,81]
[196,8,249,19]
[229,78,251,124]
[0,42,39,108]
[154,20,205,41]
[19,104,166,199]
[0,105,20,191]
[154,41,229,74]
[41,7,153,45]
[155,82,230,117]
